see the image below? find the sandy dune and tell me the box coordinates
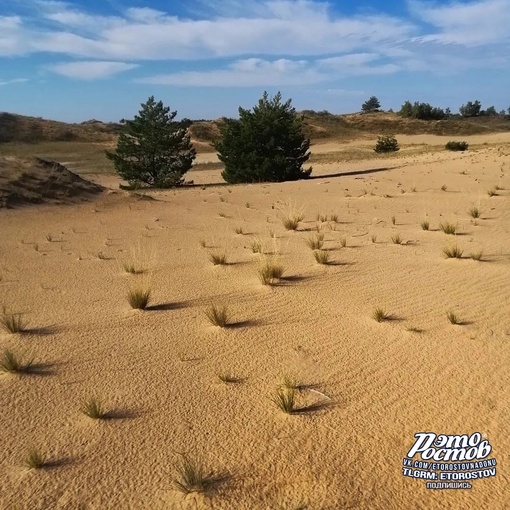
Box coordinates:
[1,135,509,509]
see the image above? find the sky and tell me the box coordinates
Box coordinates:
[0,0,508,122]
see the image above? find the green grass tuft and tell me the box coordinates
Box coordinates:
[273,387,297,414]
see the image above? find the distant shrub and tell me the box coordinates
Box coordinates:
[445,141,468,151]
[374,135,399,153]
[398,101,446,120]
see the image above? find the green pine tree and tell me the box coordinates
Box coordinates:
[106,96,196,188]
[215,91,312,184]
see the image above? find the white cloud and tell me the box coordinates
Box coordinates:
[48,61,138,80]
[137,55,400,87]
[410,0,510,46]
[0,78,29,86]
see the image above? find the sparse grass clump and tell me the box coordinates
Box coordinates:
[371,234,377,243]
[82,397,106,419]
[0,349,33,373]
[250,239,263,254]
[339,237,347,248]
[25,448,46,469]
[469,206,481,219]
[372,307,391,323]
[283,213,304,231]
[234,226,244,235]
[391,215,396,225]
[282,375,303,391]
[439,222,457,235]
[127,286,151,309]
[259,260,284,285]
[487,188,497,197]
[273,387,297,414]
[441,184,448,192]
[330,214,339,223]
[313,250,330,264]
[173,456,216,495]
[205,305,230,327]
[218,372,240,384]
[446,311,460,325]
[471,250,483,261]
[442,245,463,258]
[391,234,402,245]
[209,252,228,265]
[305,233,324,250]
[421,220,430,231]
[1,313,27,334]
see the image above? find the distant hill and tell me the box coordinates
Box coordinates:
[1,110,509,147]
[0,112,121,143]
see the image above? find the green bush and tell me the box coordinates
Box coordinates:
[374,135,399,153]
[105,96,196,188]
[445,141,468,151]
[215,91,312,183]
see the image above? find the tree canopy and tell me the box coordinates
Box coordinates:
[215,91,311,184]
[105,96,196,188]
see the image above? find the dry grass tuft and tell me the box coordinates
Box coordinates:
[0,349,33,373]
[439,222,457,235]
[469,206,481,219]
[25,448,46,469]
[372,307,391,323]
[305,233,324,250]
[391,234,402,245]
[442,245,463,259]
[446,311,460,325]
[205,305,231,327]
[82,397,106,419]
[127,286,151,309]
[313,250,331,265]
[259,259,285,285]
[1,313,27,334]
[470,250,483,261]
[273,387,297,414]
[172,456,218,495]
[420,220,430,231]
[209,252,228,265]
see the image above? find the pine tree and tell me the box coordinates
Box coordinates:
[106,96,196,188]
[215,91,311,184]
[361,96,381,113]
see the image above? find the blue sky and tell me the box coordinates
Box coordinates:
[0,0,508,122]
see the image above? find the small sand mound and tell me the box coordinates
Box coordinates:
[0,156,104,208]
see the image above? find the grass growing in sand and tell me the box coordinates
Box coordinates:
[0,349,33,374]
[209,252,228,265]
[443,245,463,258]
[439,222,457,235]
[421,220,430,230]
[469,206,481,219]
[273,387,297,414]
[283,214,304,231]
[25,448,46,470]
[391,234,403,245]
[217,372,241,384]
[258,259,285,285]
[82,397,106,419]
[471,250,484,261]
[305,233,324,250]
[1,312,27,334]
[313,250,331,264]
[205,305,231,328]
[127,286,151,309]
[372,307,391,323]
[172,456,218,495]
[250,238,263,254]
[446,311,461,325]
